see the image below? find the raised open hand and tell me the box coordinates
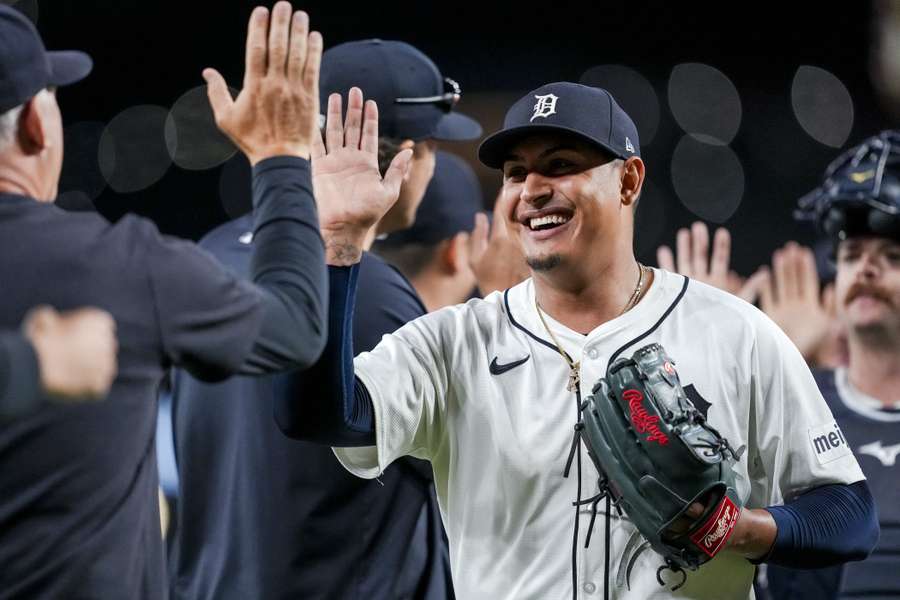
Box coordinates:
[751,242,836,361]
[312,88,412,265]
[203,2,322,165]
[657,222,758,302]
[467,191,530,295]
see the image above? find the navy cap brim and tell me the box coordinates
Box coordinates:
[47,51,93,87]
[478,123,625,169]
[431,112,482,141]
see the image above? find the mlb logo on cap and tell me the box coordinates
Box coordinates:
[478,82,640,168]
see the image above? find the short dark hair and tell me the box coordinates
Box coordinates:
[373,241,440,279]
[378,136,405,176]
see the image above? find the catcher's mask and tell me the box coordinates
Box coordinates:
[796,130,900,243]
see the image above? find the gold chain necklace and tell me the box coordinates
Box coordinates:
[534,263,648,393]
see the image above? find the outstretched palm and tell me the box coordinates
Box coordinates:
[312,87,410,235]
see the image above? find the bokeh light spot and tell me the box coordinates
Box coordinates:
[580,65,660,145]
[99,105,172,194]
[165,85,237,170]
[791,66,854,148]
[668,63,742,145]
[671,135,744,223]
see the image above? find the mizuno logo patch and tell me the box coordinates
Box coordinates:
[489,355,530,375]
[858,440,900,467]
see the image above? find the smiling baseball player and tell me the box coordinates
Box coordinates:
[280,82,878,599]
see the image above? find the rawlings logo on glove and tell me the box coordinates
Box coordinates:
[624,388,669,445]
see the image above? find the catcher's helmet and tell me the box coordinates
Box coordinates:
[796,130,900,241]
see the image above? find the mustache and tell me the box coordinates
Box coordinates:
[845,283,893,306]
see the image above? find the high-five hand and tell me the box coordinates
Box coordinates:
[313,88,412,265]
[467,190,530,295]
[752,242,836,362]
[203,2,322,165]
[657,221,760,302]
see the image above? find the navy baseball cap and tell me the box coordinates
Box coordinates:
[380,151,483,246]
[319,39,481,142]
[0,5,92,113]
[478,82,640,168]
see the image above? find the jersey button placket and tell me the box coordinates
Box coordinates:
[583,581,596,594]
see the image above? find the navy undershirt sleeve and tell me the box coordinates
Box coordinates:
[274,263,375,446]
[763,480,878,568]
[0,332,42,421]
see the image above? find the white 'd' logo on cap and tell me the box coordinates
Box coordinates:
[531,93,558,122]
[625,137,634,153]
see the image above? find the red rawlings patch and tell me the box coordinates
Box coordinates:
[623,389,669,445]
[689,496,740,558]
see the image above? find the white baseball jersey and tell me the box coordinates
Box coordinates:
[334,268,865,600]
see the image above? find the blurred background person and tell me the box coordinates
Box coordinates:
[657,221,847,368]
[375,150,530,307]
[0,4,338,597]
[169,41,479,600]
[1,306,116,421]
[375,151,482,310]
[761,130,900,600]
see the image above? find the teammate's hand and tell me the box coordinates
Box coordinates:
[467,201,530,295]
[750,242,837,362]
[23,307,118,400]
[657,222,758,303]
[312,88,412,265]
[203,3,322,165]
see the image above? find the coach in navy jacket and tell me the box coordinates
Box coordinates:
[0,5,334,599]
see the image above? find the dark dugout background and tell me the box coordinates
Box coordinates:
[13,0,898,275]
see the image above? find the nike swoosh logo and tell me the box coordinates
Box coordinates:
[490,355,530,375]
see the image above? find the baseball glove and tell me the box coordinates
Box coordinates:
[580,343,744,590]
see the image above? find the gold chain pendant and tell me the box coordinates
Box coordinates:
[566,363,580,393]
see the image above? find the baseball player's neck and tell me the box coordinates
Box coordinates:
[533,253,651,333]
[846,334,900,406]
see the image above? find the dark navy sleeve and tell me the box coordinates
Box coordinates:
[353,252,427,353]
[763,480,878,568]
[0,332,42,421]
[274,263,376,446]
[275,254,428,447]
[146,156,327,381]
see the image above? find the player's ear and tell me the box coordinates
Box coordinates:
[397,139,415,181]
[18,94,48,155]
[443,233,469,275]
[620,156,645,208]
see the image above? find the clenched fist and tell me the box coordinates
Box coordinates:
[24,307,117,400]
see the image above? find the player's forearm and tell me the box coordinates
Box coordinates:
[274,263,376,446]
[242,156,328,373]
[761,481,878,568]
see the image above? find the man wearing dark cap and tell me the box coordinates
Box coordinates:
[761,130,900,600]
[0,4,384,598]
[374,151,482,310]
[170,40,478,600]
[280,82,878,599]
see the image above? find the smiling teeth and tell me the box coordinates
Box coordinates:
[529,214,570,229]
